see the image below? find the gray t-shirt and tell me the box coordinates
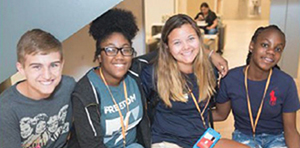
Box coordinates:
[0,75,75,148]
[87,70,143,148]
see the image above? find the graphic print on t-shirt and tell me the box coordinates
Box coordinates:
[20,105,69,148]
[102,93,142,145]
[269,90,277,106]
[86,69,143,147]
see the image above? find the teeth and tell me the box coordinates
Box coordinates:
[114,64,125,67]
[264,57,273,62]
[41,81,52,85]
[182,51,192,56]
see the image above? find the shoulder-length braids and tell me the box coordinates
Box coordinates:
[156,14,216,107]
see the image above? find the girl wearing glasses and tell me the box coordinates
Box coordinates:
[68,8,230,148]
[68,9,151,148]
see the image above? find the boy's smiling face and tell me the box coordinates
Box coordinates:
[17,51,64,99]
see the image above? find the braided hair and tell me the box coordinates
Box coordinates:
[246,25,285,69]
[89,8,139,62]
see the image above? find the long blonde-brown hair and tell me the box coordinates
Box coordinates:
[156,14,216,107]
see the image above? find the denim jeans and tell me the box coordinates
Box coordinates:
[206,28,218,34]
[232,130,287,148]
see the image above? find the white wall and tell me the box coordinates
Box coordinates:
[176,0,187,14]
[0,0,122,83]
[144,0,174,37]
[270,0,300,78]
[221,0,270,20]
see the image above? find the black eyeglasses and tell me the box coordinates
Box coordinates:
[100,47,135,56]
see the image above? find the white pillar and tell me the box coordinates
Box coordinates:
[269,0,300,78]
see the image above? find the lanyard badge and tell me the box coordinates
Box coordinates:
[189,88,210,128]
[189,88,221,148]
[244,65,272,139]
[193,127,221,148]
[99,68,129,148]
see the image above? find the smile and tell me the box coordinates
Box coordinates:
[181,51,193,56]
[263,57,274,63]
[40,80,54,85]
[113,63,126,67]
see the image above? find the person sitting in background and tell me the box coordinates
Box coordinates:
[194,2,218,34]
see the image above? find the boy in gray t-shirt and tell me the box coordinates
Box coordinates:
[0,29,75,148]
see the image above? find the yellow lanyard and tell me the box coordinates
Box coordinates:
[189,88,210,129]
[99,68,129,147]
[244,65,272,138]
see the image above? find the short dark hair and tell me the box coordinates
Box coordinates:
[200,2,209,9]
[250,25,285,43]
[89,8,139,62]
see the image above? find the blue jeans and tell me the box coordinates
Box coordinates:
[232,130,287,148]
[206,28,218,34]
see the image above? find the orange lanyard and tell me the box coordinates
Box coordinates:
[99,68,129,147]
[189,88,210,129]
[244,65,272,138]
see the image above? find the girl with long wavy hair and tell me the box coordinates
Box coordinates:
[141,14,248,148]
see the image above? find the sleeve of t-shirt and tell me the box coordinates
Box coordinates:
[282,79,300,112]
[194,13,199,20]
[0,101,22,148]
[194,12,202,20]
[211,11,217,21]
[216,78,230,104]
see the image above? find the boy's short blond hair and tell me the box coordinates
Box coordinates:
[17,29,63,65]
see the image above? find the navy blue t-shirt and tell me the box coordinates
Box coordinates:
[141,65,209,148]
[217,66,300,135]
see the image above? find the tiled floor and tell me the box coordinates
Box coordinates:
[214,19,300,139]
